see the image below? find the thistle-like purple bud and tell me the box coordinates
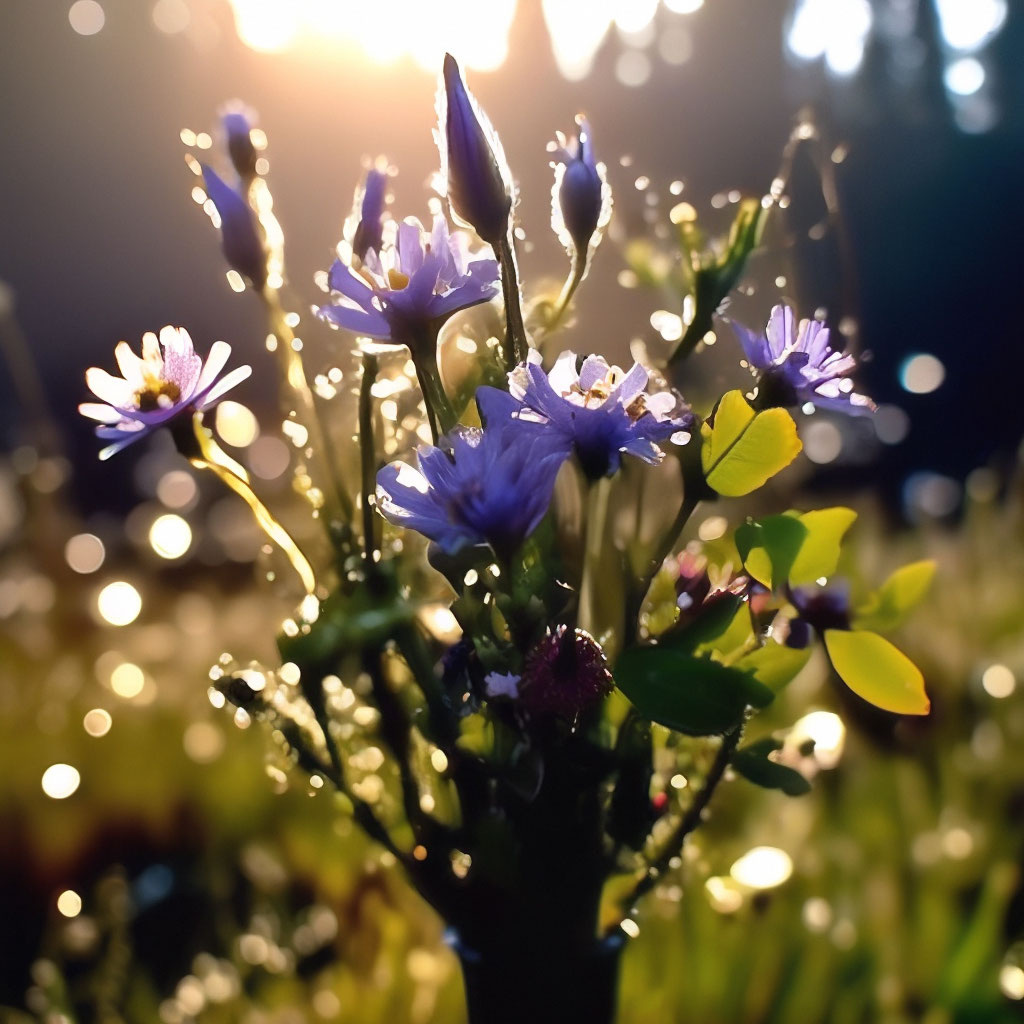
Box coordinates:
[437,53,512,244]
[518,627,614,720]
[552,116,610,258]
[351,167,388,262]
[222,109,258,181]
[201,165,267,290]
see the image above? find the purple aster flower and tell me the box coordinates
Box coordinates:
[375,388,563,559]
[201,164,268,290]
[436,53,512,245]
[732,304,875,415]
[350,167,388,263]
[79,326,251,460]
[317,214,499,355]
[507,351,692,480]
[551,116,611,260]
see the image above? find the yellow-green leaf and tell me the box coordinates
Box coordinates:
[701,390,802,497]
[824,629,930,716]
[854,560,936,632]
[788,507,858,585]
[735,641,812,693]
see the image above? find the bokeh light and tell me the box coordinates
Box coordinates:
[41,763,81,800]
[65,533,105,574]
[68,0,105,36]
[149,513,193,560]
[96,582,142,626]
[56,890,83,918]
[730,847,794,890]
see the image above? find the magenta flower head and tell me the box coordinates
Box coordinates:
[436,53,512,245]
[551,116,611,260]
[518,626,614,721]
[317,214,499,355]
[79,326,251,460]
[350,167,389,262]
[732,304,875,415]
[201,164,268,290]
[507,351,692,481]
[375,388,564,559]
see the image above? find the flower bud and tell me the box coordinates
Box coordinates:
[201,165,267,290]
[351,167,388,262]
[222,109,258,181]
[437,53,512,244]
[552,117,609,258]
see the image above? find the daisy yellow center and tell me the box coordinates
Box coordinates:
[135,377,181,412]
[387,268,410,290]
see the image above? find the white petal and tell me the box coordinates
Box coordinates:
[193,340,231,397]
[86,367,135,408]
[198,364,252,407]
[548,350,581,396]
[114,342,146,387]
[79,402,125,423]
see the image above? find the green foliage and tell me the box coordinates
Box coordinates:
[824,628,931,716]
[614,646,773,736]
[700,391,802,497]
[737,507,857,589]
[731,737,811,796]
[732,641,812,694]
[854,559,936,632]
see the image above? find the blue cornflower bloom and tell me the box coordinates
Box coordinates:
[436,53,512,244]
[507,351,692,480]
[551,116,611,260]
[317,214,499,354]
[375,389,564,559]
[732,304,875,415]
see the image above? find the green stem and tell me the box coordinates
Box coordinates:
[261,289,354,526]
[625,724,742,910]
[495,231,529,369]
[545,250,587,335]
[578,476,612,638]
[359,353,380,564]
[408,326,457,441]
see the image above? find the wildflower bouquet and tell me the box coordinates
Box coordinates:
[82,56,932,1024]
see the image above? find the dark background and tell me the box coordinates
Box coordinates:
[1,0,1021,516]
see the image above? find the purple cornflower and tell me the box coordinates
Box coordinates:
[317,214,499,354]
[436,53,512,244]
[551,116,611,260]
[507,351,692,480]
[375,389,563,559]
[80,326,251,460]
[732,304,875,415]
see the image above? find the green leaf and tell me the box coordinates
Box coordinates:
[615,646,773,736]
[788,507,858,585]
[734,641,812,693]
[853,560,936,632]
[735,515,808,588]
[659,593,743,654]
[700,390,802,497]
[732,738,811,796]
[735,506,856,589]
[824,629,930,716]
